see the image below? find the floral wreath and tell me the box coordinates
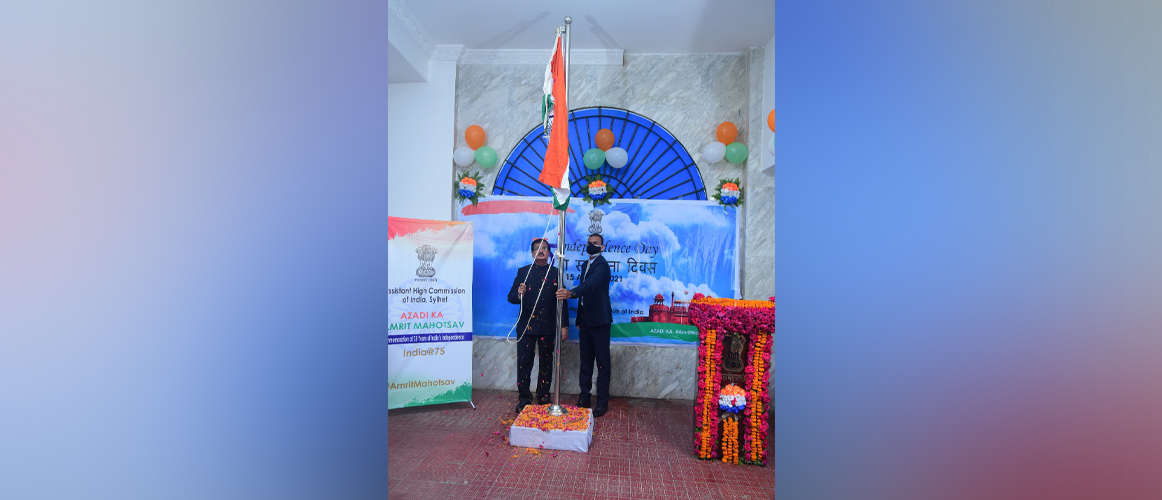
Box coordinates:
[454,171,486,206]
[719,384,747,414]
[580,174,617,208]
[711,178,743,207]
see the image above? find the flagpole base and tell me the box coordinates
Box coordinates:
[547,404,568,416]
[510,405,592,453]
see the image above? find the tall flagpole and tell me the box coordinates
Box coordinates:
[549,16,572,418]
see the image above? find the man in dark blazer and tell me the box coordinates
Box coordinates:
[507,238,569,413]
[556,233,613,417]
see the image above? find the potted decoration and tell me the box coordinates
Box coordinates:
[454,171,486,206]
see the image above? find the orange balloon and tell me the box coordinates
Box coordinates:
[594,129,615,151]
[716,122,738,145]
[465,125,487,150]
[767,109,776,133]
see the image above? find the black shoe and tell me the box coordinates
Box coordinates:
[515,399,531,413]
[593,405,608,418]
[537,395,552,405]
[576,395,591,408]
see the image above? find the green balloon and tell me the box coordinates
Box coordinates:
[725,142,749,164]
[475,146,498,168]
[583,148,606,170]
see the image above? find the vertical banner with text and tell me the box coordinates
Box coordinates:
[388,217,473,409]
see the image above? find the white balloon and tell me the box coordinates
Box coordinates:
[701,141,726,163]
[606,147,629,168]
[767,134,777,156]
[453,147,475,167]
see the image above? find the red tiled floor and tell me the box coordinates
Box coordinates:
[388,389,774,499]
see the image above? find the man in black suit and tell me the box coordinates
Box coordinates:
[556,233,613,417]
[507,238,569,413]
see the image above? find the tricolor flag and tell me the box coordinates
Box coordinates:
[538,33,570,210]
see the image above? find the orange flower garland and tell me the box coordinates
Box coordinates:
[697,328,720,459]
[721,416,739,464]
[749,333,768,462]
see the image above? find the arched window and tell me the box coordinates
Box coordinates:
[492,107,707,200]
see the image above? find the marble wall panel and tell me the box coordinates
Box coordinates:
[746,48,774,189]
[745,184,776,300]
[742,47,775,303]
[472,338,698,401]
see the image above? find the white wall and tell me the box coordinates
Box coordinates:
[387,12,429,83]
[761,33,776,170]
[388,60,456,220]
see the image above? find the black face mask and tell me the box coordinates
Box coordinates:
[586,243,601,255]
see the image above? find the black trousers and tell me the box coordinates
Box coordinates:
[578,323,611,406]
[516,333,555,402]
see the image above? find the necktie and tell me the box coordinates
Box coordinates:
[579,259,593,307]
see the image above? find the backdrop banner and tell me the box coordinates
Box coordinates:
[457,196,740,347]
[388,217,474,409]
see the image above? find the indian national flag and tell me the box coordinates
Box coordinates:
[538,33,570,210]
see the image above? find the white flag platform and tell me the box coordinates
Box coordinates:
[509,404,593,452]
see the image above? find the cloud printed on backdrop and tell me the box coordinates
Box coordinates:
[458,196,739,346]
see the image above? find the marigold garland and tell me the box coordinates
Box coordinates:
[744,332,771,464]
[721,416,739,464]
[694,328,722,459]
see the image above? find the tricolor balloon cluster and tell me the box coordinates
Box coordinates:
[701,122,748,164]
[583,129,629,170]
[453,125,498,168]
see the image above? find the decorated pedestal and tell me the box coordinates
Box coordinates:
[509,404,594,453]
[689,296,774,466]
